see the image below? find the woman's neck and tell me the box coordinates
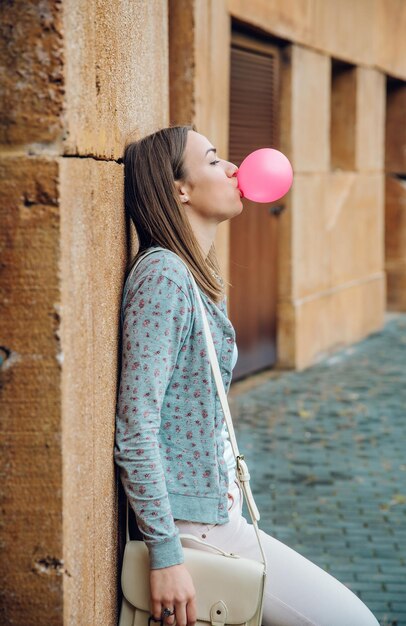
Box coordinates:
[187,215,218,258]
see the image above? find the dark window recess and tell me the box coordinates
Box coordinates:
[330,59,356,171]
[385,76,406,175]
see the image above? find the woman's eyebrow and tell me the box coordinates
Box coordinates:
[205,147,217,156]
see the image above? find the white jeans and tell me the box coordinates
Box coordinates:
[174,479,379,626]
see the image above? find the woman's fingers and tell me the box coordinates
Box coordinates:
[187,595,197,626]
[150,563,197,626]
[150,600,194,626]
[151,599,164,622]
[174,600,188,626]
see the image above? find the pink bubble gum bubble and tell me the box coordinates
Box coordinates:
[236,148,293,203]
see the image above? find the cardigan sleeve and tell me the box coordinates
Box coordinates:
[114,271,193,569]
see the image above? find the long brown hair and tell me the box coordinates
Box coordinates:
[124,125,225,303]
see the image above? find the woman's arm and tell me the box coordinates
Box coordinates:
[114,269,193,569]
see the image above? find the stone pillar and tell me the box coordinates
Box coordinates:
[0,1,169,624]
[0,2,65,623]
[277,45,331,368]
[169,0,231,284]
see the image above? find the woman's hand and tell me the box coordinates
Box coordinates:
[150,563,197,626]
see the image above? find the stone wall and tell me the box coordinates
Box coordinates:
[0,2,65,623]
[277,50,387,368]
[0,1,169,624]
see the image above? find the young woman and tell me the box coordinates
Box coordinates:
[114,126,379,626]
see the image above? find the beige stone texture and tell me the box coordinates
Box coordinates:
[328,172,385,287]
[276,301,296,368]
[227,0,406,79]
[385,175,406,311]
[328,275,386,350]
[169,0,232,283]
[278,171,385,368]
[60,158,126,625]
[227,0,318,47]
[198,0,232,283]
[169,0,195,125]
[291,174,330,298]
[63,0,169,159]
[0,2,64,145]
[0,157,63,623]
[375,0,406,79]
[294,275,385,369]
[311,0,379,68]
[291,46,330,173]
[355,68,386,171]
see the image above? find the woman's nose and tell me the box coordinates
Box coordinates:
[226,161,238,177]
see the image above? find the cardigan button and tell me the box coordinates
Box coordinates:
[201,533,206,539]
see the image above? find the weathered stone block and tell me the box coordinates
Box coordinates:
[376,0,406,79]
[291,45,330,172]
[227,0,318,47]
[63,0,169,159]
[327,172,384,287]
[294,275,385,369]
[169,0,195,125]
[59,157,125,624]
[0,156,62,622]
[356,67,386,171]
[312,0,378,67]
[295,292,331,369]
[0,1,64,145]
[328,275,386,350]
[276,300,296,368]
[291,174,330,298]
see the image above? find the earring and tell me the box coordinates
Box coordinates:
[182,196,189,203]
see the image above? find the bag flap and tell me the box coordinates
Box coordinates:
[121,540,265,624]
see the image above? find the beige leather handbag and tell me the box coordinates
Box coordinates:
[118,248,267,626]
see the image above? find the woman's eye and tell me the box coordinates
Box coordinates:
[210,159,220,165]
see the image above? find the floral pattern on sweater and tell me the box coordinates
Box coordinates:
[114,247,236,568]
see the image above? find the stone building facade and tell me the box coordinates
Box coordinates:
[0,1,405,624]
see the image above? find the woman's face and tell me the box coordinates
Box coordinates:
[177,130,243,224]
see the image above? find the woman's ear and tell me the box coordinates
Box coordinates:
[174,180,189,204]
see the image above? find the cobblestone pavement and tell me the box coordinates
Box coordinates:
[229,313,406,626]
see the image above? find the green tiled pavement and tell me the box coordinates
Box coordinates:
[230,313,406,626]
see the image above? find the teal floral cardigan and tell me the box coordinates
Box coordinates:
[114,247,236,569]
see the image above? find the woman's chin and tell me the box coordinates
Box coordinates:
[235,199,244,216]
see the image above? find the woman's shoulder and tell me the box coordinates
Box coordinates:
[127,247,194,296]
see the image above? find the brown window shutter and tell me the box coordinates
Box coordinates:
[229,44,279,166]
